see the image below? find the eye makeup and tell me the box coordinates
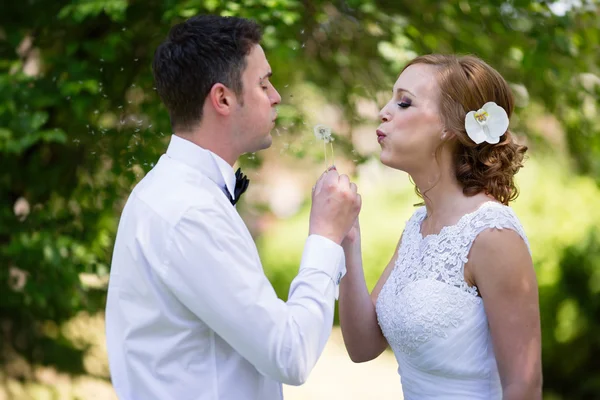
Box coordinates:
[398,97,412,108]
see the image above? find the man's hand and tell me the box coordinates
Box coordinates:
[309,168,361,245]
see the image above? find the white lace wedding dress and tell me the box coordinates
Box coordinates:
[376,201,530,399]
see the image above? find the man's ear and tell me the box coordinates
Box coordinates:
[208,83,236,116]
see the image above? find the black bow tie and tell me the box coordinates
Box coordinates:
[227,168,249,206]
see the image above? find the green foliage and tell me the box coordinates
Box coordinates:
[0,0,599,397]
[540,230,600,399]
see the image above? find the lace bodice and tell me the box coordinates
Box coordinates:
[376,201,530,399]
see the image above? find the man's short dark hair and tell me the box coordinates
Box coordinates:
[152,15,262,130]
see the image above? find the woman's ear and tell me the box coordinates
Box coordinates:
[441,129,456,141]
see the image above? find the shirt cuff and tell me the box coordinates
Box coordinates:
[299,235,346,299]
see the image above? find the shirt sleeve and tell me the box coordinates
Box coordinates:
[160,203,346,386]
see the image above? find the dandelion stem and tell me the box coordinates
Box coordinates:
[329,141,335,167]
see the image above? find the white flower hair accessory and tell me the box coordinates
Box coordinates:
[464,102,509,145]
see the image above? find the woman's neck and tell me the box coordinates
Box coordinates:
[412,167,466,219]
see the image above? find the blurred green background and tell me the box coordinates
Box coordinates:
[1,0,599,399]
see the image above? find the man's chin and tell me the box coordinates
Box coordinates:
[247,134,272,153]
[261,133,273,149]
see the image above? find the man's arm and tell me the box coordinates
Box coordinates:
[161,203,344,386]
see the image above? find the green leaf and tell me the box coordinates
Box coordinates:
[0,128,12,140]
[29,111,49,131]
[39,129,68,144]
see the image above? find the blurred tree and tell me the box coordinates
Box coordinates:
[539,229,600,399]
[0,0,598,395]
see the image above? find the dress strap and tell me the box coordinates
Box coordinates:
[461,202,531,258]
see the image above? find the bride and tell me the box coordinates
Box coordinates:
[339,54,542,399]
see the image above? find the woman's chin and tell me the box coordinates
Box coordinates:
[379,151,409,173]
[379,150,396,168]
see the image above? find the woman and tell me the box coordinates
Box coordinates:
[339,54,542,399]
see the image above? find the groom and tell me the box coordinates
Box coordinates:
[105,14,361,400]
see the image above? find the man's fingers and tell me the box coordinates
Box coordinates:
[338,174,351,190]
[313,172,327,196]
[354,193,362,213]
[314,168,338,195]
[350,182,358,194]
[322,168,340,188]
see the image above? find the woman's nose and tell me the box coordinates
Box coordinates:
[379,107,390,122]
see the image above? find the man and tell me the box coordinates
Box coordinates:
[105,14,361,400]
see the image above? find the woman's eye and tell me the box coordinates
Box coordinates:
[397,98,412,108]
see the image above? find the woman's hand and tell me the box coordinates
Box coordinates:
[342,216,361,251]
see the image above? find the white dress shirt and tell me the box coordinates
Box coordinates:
[105,134,346,400]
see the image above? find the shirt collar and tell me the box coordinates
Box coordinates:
[165,135,236,199]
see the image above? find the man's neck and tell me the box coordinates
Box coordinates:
[174,127,238,167]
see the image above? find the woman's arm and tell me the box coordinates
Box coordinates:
[469,228,542,400]
[338,218,401,363]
